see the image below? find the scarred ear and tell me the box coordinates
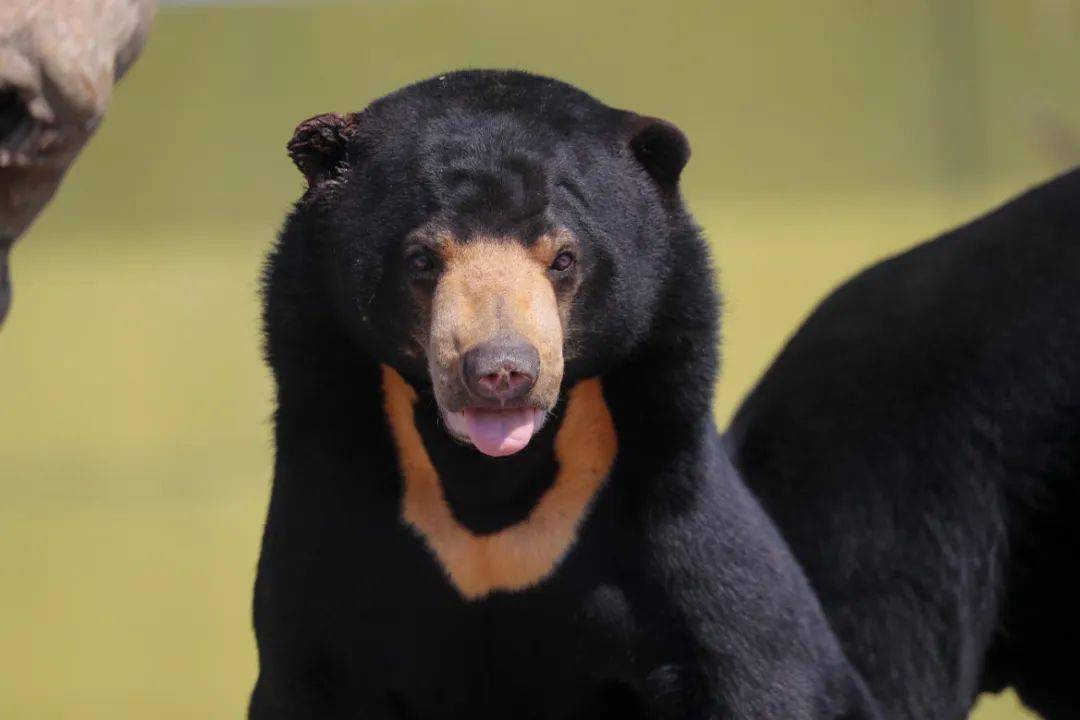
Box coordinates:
[287,112,358,187]
[626,115,691,190]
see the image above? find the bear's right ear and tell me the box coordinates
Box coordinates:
[287,112,358,187]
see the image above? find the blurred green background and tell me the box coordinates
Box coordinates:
[2,1,1078,717]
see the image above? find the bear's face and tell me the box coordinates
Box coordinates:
[407,223,575,456]
[285,71,689,457]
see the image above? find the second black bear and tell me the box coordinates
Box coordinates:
[730,168,1080,720]
[250,70,878,719]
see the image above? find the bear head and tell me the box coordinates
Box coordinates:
[270,70,698,458]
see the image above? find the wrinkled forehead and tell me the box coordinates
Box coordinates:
[359,107,578,236]
[418,117,562,237]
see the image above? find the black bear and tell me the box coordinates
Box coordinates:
[251,70,878,719]
[730,168,1080,720]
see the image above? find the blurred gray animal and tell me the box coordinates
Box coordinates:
[0,0,155,324]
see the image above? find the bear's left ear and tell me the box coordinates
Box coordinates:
[625,115,691,191]
[287,112,359,187]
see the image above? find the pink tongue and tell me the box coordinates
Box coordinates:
[462,407,538,457]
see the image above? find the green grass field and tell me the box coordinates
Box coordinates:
[2,1,1076,716]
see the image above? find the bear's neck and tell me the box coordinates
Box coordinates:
[604,223,721,468]
[380,364,618,599]
[380,365,619,537]
[406,381,566,535]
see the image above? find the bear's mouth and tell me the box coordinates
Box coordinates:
[441,405,549,457]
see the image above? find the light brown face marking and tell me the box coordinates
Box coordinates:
[381,364,618,600]
[426,234,570,414]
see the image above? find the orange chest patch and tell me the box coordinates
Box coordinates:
[381,366,618,600]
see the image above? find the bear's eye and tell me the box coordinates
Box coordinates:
[550,251,576,273]
[406,250,437,274]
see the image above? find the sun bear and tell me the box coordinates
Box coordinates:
[251,69,878,719]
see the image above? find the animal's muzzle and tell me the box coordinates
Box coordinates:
[462,335,540,404]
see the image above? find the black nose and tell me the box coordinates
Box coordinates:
[462,337,540,403]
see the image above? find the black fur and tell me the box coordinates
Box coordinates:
[252,70,877,719]
[729,168,1080,720]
